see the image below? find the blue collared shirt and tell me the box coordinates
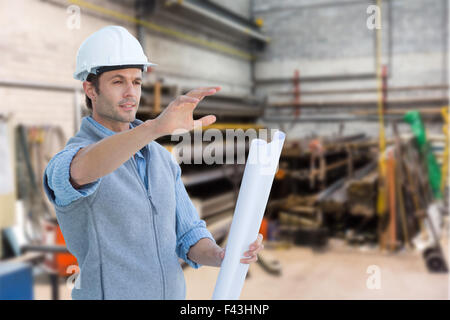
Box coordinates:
[85,116,148,190]
[48,117,149,206]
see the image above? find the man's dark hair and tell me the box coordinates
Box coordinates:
[85,73,100,111]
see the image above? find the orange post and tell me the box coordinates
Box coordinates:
[259,217,268,240]
[387,149,397,251]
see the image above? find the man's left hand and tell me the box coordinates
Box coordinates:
[218,233,264,264]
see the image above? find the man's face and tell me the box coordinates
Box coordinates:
[90,68,142,127]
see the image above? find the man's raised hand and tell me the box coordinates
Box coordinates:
[154,86,221,136]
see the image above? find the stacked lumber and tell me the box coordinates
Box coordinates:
[279,133,376,192]
[347,170,378,217]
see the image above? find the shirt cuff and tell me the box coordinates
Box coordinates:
[44,145,101,207]
[178,225,215,269]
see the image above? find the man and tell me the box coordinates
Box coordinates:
[43,26,263,300]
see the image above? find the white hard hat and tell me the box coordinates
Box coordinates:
[74,25,157,81]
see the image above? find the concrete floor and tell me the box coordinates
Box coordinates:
[184,239,449,300]
[33,238,449,300]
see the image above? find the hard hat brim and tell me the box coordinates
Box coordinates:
[74,62,157,81]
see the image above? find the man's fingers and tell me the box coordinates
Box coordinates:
[186,86,221,100]
[249,234,264,250]
[244,234,264,259]
[198,115,216,127]
[244,244,263,258]
[189,86,221,95]
[257,233,263,244]
[241,235,265,264]
[192,115,216,131]
[178,95,199,105]
[240,255,258,264]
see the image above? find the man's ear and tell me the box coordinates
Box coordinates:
[83,81,97,101]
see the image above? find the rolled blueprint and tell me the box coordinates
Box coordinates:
[212,130,286,300]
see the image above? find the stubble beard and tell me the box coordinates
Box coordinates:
[96,94,137,124]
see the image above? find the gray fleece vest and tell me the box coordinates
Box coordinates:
[43,117,186,300]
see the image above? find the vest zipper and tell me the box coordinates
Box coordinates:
[149,201,166,299]
[130,158,166,299]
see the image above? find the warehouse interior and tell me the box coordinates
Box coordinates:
[0,0,449,300]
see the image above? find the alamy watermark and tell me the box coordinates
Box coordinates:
[366,265,381,290]
[66,265,81,290]
[170,127,284,175]
[366,5,381,30]
[66,4,81,30]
